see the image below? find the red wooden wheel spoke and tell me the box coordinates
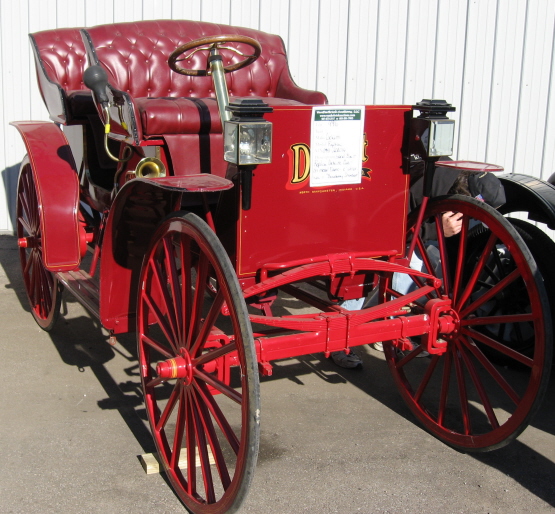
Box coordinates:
[434,213,451,295]
[414,354,441,403]
[193,381,240,454]
[18,215,33,238]
[140,333,174,359]
[38,262,53,311]
[414,234,435,277]
[179,237,193,347]
[155,382,181,433]
[191,387,232,489]
[190,289,225,358]
[455,338,500,429]
[452,215,469,302]
[188,252,210,348]
[195,340,237,367]
[458,334,520,405]
[146,375,166,389]
[162,236,184,342]
[19,186,31,222]
[460,268,520,319]
[170,387,187,469]
[437,348,453,427]
[413,235,441,300]
[190,391,216,504]
[462,313,534,326]
[23,249,34,277]
[461,327,533,368]
[32,258,41,307]
[37,259,52,316]
[393,343,427,369]
[181,388,196,497]
[150,257,180,346]
[141,285,179,355]
[455,232,497,311]
[453,344,472,435]
[20,186,34,227]
[194,368,242,404]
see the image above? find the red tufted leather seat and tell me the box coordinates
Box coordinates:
[30,28,96,125]
[81,20,327,140]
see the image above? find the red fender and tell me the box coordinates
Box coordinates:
[99,175,233,333]
[11,121,80,271]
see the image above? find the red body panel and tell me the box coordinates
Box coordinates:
[11,121,80,271]
[233,105,411,279]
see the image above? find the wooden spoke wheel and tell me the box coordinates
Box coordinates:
[137,212,259,513]
[16,156,62,331]
[383,196,552,452]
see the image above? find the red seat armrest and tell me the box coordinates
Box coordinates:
[275,70,327,105]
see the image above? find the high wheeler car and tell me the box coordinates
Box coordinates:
[12,19,554,513]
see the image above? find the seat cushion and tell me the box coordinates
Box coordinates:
[136,96,306,136]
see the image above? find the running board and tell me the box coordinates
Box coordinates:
[57,269,100,319]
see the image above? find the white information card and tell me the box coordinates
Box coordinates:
[310,106,365,188]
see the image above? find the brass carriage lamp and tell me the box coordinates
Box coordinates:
[224,98,273,165]
[410,99,456,158]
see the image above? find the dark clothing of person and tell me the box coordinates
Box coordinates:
[409,163,506,241]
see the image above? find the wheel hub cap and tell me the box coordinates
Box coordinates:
[156,349,193,384]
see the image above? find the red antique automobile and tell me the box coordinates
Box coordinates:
[12,19,552,513]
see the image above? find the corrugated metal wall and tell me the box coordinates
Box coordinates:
[0,0,554,232]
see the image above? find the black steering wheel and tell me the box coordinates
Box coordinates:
[168,34,262,76]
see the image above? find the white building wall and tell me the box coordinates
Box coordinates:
[0,0,554,232]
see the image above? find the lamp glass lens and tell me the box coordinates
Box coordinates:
[238,122,272,164]
[429,120,455,156]
[224,122,239,163]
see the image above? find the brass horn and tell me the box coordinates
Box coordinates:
[134,157,166,178]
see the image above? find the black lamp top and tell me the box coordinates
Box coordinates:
[413,99,456,119]
[226,98,273,119]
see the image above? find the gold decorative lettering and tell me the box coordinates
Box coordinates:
[290,143,311,184]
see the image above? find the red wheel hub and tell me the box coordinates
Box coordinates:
[421,298,460,355]
[156,349,193,384]
[18,236,38,248]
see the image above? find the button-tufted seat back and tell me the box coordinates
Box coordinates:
[81,20,327,141]
[81,19,324,102]
[30,27,96,124]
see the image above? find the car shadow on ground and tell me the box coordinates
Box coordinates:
[0,235,154,455]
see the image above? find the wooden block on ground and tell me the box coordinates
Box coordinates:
[139,448,216,475]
